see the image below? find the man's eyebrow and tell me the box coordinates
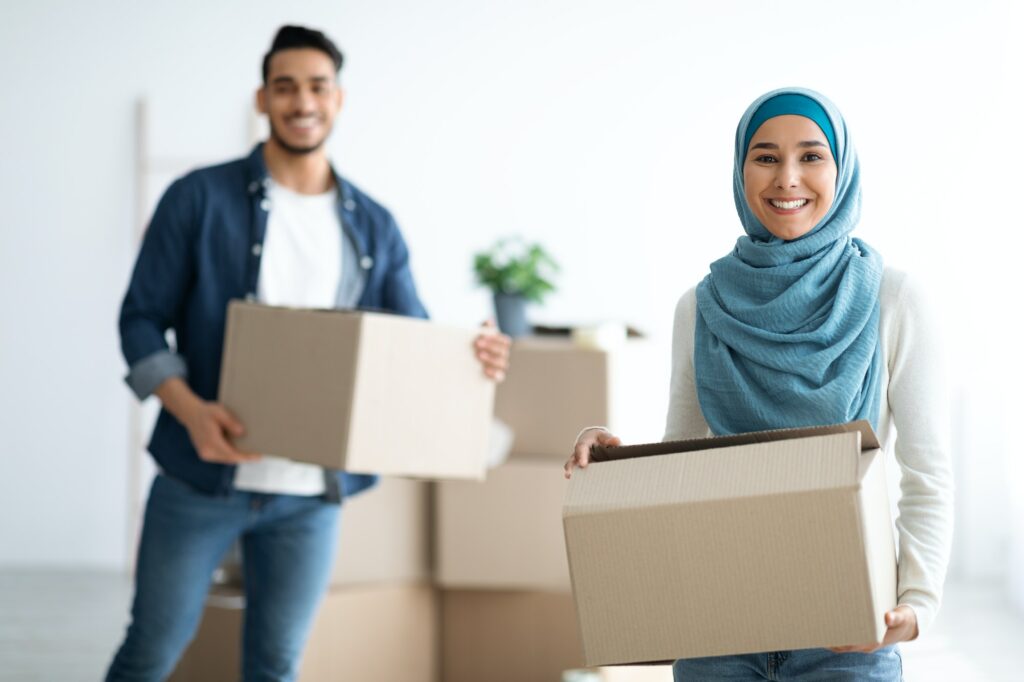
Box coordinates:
[270,75,333,86]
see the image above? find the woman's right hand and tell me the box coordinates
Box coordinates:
[564,427,621,479]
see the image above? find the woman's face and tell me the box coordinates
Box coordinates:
[742,114,837,241]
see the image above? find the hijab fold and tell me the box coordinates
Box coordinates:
[693,87,884,435]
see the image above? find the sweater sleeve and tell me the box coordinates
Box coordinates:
[663,288,710,442]
[886,272,955,636]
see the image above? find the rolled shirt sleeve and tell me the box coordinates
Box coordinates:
[119,176,197,400]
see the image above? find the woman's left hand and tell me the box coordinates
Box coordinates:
[828,605,918,654]
[473,320,511,382]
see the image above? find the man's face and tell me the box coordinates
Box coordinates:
[257,48,343,155]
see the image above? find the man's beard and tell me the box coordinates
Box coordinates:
[268,119,327,155]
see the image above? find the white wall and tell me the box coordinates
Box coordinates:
[1,0,1019,572]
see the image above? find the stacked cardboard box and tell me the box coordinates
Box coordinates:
[169,583,437,682]
[434,337,662,682]
[493,337,664,458]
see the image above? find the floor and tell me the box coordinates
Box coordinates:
[1,570,1021,681]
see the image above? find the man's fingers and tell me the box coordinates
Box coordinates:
[597,433,622,447]
[213,405,245,437]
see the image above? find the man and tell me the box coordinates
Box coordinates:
[107,25,510,681]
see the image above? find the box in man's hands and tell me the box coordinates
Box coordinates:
[218,301,494,480]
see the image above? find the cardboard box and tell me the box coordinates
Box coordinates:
[494,338,664,459]
[436,459,570,590]
[218,302,494,479]
[214,476,431,589]
[169,583,438,682]
[563,421,896,665]
[330,476,431,586]
[441,590,584,682]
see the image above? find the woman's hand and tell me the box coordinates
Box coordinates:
[473,320,511,382]
[564,428,622,479]
[828,605,918,653]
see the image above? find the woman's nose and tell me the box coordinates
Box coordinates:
[774,161,800,188]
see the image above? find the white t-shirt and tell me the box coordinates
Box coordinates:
[234,179,342,496]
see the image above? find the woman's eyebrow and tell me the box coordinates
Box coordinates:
[749,141,827,151]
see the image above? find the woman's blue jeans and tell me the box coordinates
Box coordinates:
[672,646,903,681]
[105,473,340,682]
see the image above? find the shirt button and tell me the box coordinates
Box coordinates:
[360,256,374,270]
[260,199,271,211]
[252,243,262,256]
[248,181,259,194]
[344,198,356,211]
[262,178,272,188]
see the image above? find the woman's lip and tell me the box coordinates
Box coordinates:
[764,198,810,215]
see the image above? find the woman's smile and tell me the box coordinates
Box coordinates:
[765,197,811,213]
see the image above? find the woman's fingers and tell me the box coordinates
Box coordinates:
[564,429,621,479]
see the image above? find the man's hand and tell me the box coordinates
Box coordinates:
[473,320,511,382]
[564,428,622,479]
[155,376,260,465]
[829,605,918,654]
[183,402,261,465]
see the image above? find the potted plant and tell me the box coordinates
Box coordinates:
[473,237,558,337]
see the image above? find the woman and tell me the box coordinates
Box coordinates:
[564,88,953,681]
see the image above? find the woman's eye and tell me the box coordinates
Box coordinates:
[754,155,777,164]
[803,153,823,162]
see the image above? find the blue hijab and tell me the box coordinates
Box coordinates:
[693,87,884,435]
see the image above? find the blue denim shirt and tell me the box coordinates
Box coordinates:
[119,143,428,499]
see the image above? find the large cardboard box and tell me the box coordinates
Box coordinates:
[494,338,664,459]
[218,302,494,479]
[564,422,896,665]
[169,584,438,682]
[436,459,569,590]
[441,590,584,682]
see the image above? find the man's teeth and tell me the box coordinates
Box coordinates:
[770,199,808,210]
[289,118,317,128]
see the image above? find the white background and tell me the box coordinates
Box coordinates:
[1,0,1021,612]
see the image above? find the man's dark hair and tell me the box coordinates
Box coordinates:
[262,25,344,84]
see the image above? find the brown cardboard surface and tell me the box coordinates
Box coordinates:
[169,584,438,682]
[441,590,584,682]
[436,459,570,590]
[494,338,663,459]
[331,476,431,586]
[218,302,493,479]
[564,428,896,665]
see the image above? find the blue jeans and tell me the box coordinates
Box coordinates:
[672,647,902,681]
[106,473,340,682]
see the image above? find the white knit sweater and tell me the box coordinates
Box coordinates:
[664,266,954,636]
